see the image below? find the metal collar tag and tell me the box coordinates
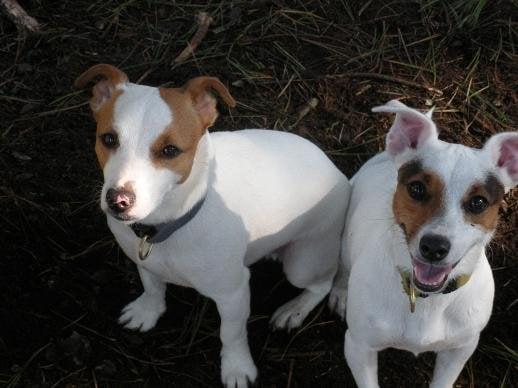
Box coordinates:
[138,235,153,260]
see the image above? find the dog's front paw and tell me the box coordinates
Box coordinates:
[221,349,257,388]
[328,285,347,319]
[118,292,166,332]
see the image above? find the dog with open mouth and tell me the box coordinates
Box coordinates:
[329,100,517,388]
[75,64,350,387]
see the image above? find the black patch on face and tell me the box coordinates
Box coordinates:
[484,174,505,205]
[397,160,423,184]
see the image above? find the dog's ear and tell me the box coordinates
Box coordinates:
[372,100,438,158]
[74,64,128,112]
[183,76,236,129]
[483,132,518,191]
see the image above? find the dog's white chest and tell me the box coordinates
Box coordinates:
[108,219,193,287]
[359,300,476,356]
[137,245,193,288]
[390,305,472,354]
[347,254,494,356]
[358,280,492,355]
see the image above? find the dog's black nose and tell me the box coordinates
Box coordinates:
[419,234,451,262]
[106,188,135,213]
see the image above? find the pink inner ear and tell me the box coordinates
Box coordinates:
[195,93,215,112]
[401,117,423,148]
[387,113,430,156]
[194,93,217,127]
[93,80,112,101]
[498,137,518,176]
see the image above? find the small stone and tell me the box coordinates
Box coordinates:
[95,359,117,376]
[12,151,32,161]
[59,331,92,367]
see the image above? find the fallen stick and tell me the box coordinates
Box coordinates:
[174,12,213,63]
[1,0,40,33]
[291,97,319,129]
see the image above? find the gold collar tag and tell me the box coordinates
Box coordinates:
[398,267,417,313]
[409,283,417,313]
[138,235,153,261]
[397,266,471,314]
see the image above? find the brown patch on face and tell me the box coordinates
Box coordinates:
[463,174,505,230]
[93,90,123,169]
[393,160,445,239]
[150,88,207,182]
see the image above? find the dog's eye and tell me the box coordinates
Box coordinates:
[100,133,118,149]
[466,195,489,214]
[407,181,427,201]
[161,144,181,158]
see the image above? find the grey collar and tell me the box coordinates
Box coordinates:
[130,197,205,259]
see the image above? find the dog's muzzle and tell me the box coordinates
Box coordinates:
[106,187,136,219]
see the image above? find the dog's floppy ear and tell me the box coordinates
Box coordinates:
[483,132,518,191]
[74,64,128,112]
[372,100,438,158]
[183,76,236,129]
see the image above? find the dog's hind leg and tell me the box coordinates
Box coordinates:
[119,266,167,332]
[430,336,479,388]
[270,233,339,331]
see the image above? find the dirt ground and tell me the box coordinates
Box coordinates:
[0,1,516,387]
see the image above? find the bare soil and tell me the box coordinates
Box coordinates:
[0,1,516,387]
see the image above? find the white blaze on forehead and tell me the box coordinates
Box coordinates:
[101,83,180,220]
[112,83,173,149]
[420,141,489,200]
[409,143,485,232]
[104,83,177,191]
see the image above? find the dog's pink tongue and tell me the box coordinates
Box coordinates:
[413,260,452,285]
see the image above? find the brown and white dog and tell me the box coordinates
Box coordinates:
[329,99,518,388]
[76,64,350,387]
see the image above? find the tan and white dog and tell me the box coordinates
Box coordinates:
[75,64,350,387]
[329,100,517,388]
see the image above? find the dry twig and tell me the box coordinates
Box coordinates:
[174,12,213,63]
[1,0,40,33]
[326,72,443,95]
